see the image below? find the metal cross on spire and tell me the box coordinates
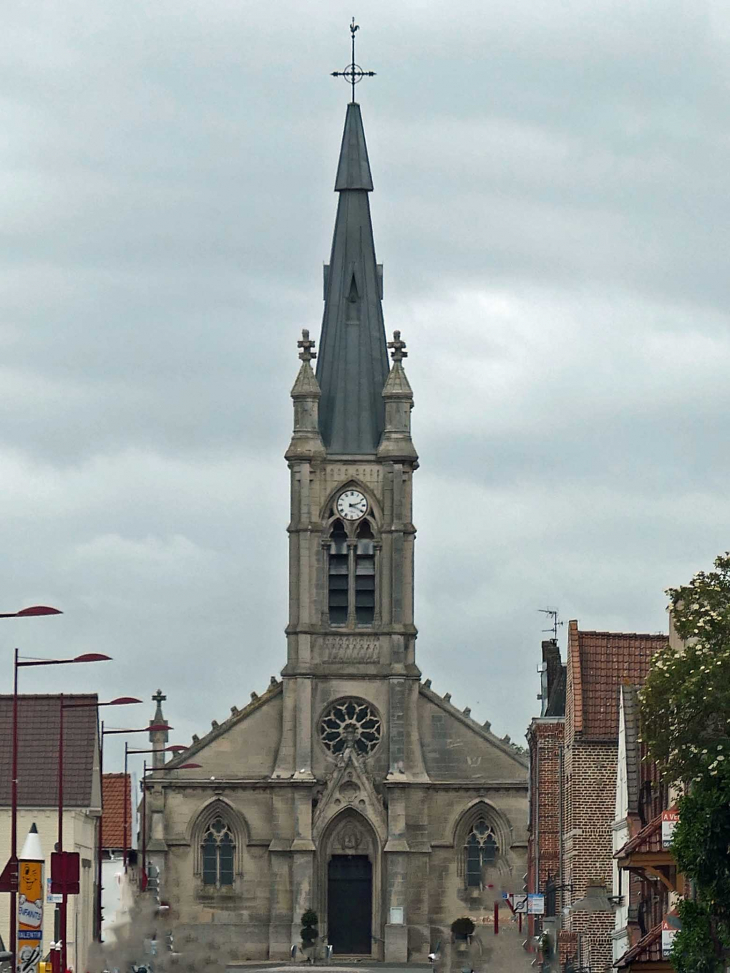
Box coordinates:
[331,18,376,103]
[298,329,317,363]
[388,330,407,363]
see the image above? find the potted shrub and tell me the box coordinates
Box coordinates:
[450,916,475,950]
[300,909,319,960]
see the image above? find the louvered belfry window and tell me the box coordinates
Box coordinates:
[202,817,235,888]
[355,521,375,625]
[328,519,349,625]
[327,516,377,627]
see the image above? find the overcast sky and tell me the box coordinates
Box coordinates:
[3,0,730,771]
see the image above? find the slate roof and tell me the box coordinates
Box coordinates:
[316,102,390,455]
[568,623,666,739]
[102,773,131,850]
[0,694,98,808]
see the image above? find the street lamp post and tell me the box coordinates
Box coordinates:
[97,723,171,942]
[56,694,141,968]
[2,605,61,972]
[11,652,111,973]
[11,647,104,973]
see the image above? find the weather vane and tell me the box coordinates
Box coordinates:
[331,17,376,103]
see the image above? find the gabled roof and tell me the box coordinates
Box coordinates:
[419,682,529,771]
[0,694,98,808]
[102,773,131,850]
[164,679,283,769]
[568,623,666,739]
[316,102,390,455]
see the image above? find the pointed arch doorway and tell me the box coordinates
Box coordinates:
[327,854,372,953]
[319,810,380,956]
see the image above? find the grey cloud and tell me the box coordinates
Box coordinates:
[1,0,728,752]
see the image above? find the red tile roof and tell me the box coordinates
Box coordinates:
[614,920,663,967]
[0,694,98,808]
[568,623,666,739]
[615,808,676,859]
[102,773,131,850]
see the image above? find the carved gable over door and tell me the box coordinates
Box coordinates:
[312,745,387,845]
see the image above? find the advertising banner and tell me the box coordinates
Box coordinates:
[16,859,44,973]
[661,919,679,956]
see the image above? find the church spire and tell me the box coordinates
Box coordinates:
[316,103,389,454]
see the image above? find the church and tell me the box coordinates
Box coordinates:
[144,96,529,964]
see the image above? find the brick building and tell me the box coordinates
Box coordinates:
[100,773,132,941]
[562,623,666,973]
[527,624,668,973]
[527,639,566,940]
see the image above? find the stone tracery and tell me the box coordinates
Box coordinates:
[320,698,382,755]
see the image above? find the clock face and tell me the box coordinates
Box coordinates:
[336,490,368,521]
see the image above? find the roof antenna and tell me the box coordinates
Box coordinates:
[331,18,376,103]
[538,607,563,641]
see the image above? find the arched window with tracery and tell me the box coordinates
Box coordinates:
[464,817,499,887]
[202,816,235,888]
[326,511,378,628]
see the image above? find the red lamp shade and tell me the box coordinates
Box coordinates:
[16,606,63,617]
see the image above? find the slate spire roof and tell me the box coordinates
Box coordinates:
[316,102,390,454]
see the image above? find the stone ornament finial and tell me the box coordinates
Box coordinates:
[298,329,317,363]
[388,330,407,363]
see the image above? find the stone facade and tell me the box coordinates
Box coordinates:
[145,101,529,964]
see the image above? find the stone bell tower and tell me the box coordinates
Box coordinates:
[276,99,425,780]
[274,99,428,962]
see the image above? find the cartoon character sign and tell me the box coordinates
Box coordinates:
[17,860,44,973]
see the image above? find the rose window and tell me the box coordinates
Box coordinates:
[320,699,382,755]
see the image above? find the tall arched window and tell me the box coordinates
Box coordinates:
[355,521,375,626]
[328,520,349,626]
[465,818,499,887]
[202,817,235,888]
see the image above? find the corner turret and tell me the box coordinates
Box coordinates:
[378,331,418,464]
[286,330,325,461]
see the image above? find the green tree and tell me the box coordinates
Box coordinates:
[640,552,730,973]
[641,552,730,784]
[669,761,730,973]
